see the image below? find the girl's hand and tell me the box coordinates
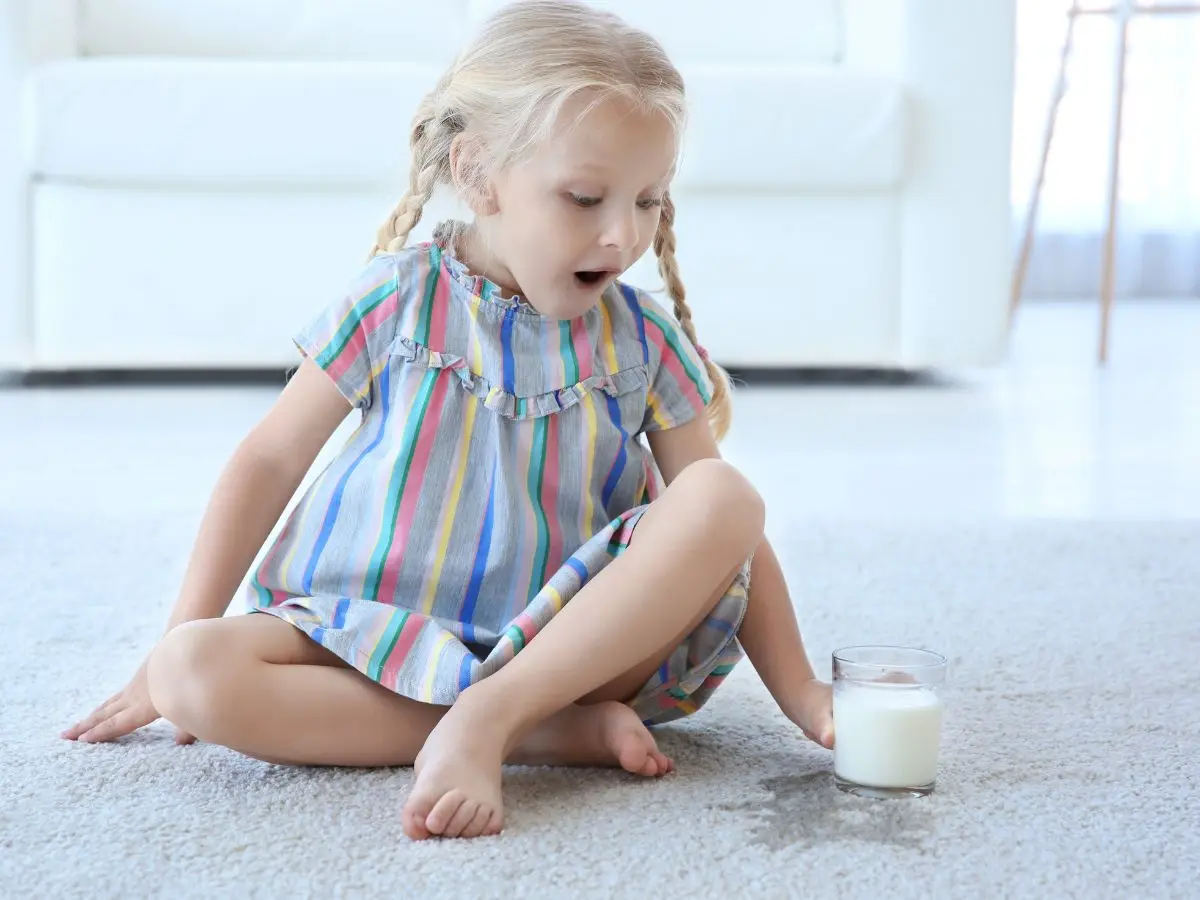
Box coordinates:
[787,679,834,749]
[61,655,195,746]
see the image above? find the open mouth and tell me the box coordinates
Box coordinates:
[574,270,613,287]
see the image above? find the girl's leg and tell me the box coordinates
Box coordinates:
[147,614,441,767]
[146,616,673,825]
[404,458,764,839]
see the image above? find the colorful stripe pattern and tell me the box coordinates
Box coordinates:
[247,231,738,722]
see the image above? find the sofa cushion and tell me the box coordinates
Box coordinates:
[27,60,437,190]
[27,59,905,191]
[682,67,904,190]
[78,0,843,66]
[79,0,470,63]
[466,0,844,66]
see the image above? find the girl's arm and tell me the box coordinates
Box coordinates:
[647,416,834,747]
[165,358,353,630]
[64,358,355,744]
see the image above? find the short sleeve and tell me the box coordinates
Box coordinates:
[637,293,715,433]
[293,254,407,409]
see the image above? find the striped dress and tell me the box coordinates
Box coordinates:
[246,230,748,725]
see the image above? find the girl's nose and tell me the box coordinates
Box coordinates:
[601,209,639,252]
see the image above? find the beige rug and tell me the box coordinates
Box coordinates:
[3,514,1198,898]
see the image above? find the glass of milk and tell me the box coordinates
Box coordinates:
[832,646,948,799]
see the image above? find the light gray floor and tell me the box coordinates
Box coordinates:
[3,300,1199,898]
[5,517,1198,897]
[3,300,1199,519]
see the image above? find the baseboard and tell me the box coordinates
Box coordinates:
[8,366,954,390]
[10,368,293,388]
[726,367,953,388]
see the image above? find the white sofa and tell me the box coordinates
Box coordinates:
[0,0,1015,372]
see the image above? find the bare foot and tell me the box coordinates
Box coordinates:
[402,698,673,840]
[512,700,675,777]
[402,693,506,841]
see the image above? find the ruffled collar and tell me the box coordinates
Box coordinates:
[432,221,541,315]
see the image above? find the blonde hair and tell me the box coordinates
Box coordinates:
[368,0,732,439]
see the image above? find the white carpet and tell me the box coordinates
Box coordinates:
[4,514,1199,898]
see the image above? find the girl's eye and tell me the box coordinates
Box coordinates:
[570,194,601,208]
[636,196,663,210]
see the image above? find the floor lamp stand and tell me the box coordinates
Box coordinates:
[1010,1,1200,363]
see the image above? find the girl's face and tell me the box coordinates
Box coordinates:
[472,94,677,320]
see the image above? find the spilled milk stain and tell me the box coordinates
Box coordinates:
[714,770,936,852]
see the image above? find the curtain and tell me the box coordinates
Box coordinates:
[1012,0,1200,298]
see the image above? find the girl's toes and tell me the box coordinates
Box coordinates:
[402,809,432,841]
[647,751,666,776]
[484,808,504,835]
[615,740,649,775]
[401,790,437,840]
[463,804,493,838]
[443,799,480,838]
[425,789,470,836]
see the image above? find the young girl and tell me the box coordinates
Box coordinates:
[63,0,833,840]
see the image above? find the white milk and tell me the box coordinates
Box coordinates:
[833,683,944,788]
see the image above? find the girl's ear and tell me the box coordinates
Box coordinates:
[449,135,500,216]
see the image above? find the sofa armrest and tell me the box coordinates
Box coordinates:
[843,0,1016,367]
[0,0,76,369]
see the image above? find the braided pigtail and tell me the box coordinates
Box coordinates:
[653,192,733,441]
[366,100,460,259]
